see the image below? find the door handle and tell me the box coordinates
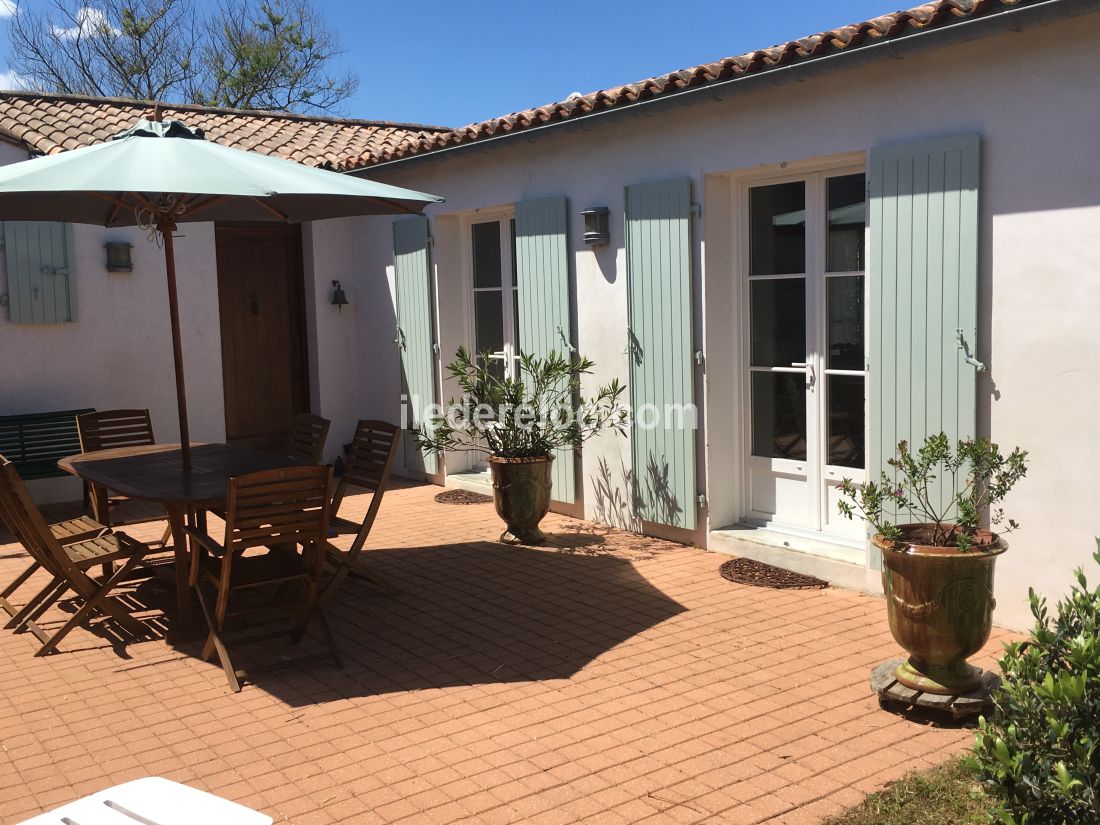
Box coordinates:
[791,362,816,388]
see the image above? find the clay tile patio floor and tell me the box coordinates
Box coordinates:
[0,480,1013,825]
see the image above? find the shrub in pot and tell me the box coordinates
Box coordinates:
[839,433,1028,694]
[419,347,627,544]
[973,541,1100,823]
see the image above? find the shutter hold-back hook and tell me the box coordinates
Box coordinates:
[956,329,986,372]
[557,326,576,354]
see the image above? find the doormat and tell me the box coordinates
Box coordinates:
[720,557,828,589]
[434,489,493,505]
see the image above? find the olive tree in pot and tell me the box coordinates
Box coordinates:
[838,433,1028,695]
[418,347,627,545]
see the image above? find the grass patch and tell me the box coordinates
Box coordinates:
[823,757,991,825]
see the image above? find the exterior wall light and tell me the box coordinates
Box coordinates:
[331,279,349,309]
[581,207,610,246]
[105,241,134,272]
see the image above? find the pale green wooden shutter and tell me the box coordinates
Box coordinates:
[625,178,697,530]
[869,133,981,568]
[515,196,576,504]
[394,216,438,475]
[4,221,77,323]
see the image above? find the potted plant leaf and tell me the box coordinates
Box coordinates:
[838,433,1028,695]
[418,347,627,544]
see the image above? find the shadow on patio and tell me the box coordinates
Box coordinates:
[167,540,687,703]
[0,491,687,702]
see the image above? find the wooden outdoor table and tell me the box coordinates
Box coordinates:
[58,442,302,635]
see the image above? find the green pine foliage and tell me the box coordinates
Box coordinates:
[973,541,1100,823]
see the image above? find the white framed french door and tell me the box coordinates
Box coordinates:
[740,164,868,543]
[468,213,519,381]
[465,211,517,472]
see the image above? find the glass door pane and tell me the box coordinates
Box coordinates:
[472,221,502,288]
[472,220,506,379]
[826,173,865,273]
[750,181,806,276]
[751,278,806,367]
[826,375,864,468]
[823,172,866,471]
[752,372,808,460]
[826,276,863,370]
[749,180,807,462]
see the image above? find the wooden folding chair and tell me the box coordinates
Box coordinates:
[320,420,401,602]
[0,458,157,655]
[186,465,340,692]
[77,409,156,453]
[282,413,330,464]
[77,409,170,544]
[0,458,110,642]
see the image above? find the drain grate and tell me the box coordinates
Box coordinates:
[434,489,493,505]
[720,557,828,590]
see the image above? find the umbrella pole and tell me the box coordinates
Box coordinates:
[159,220,192,472]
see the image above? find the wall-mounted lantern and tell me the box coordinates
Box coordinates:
[104,241,134,272]
[331,279,349,310]
[580,207,610,246]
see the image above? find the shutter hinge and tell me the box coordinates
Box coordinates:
[432,341,440,354]
[696,493,708,508]
[694,350,704,366]
[690,203,702,217]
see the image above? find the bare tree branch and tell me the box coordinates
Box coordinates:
[7,0,357,114]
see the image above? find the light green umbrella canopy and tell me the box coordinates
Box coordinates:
[0,118,442,225]
[0,118,444,470]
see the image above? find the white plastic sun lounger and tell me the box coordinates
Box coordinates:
[15,777,273,825]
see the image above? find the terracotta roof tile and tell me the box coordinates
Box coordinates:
[0,92,449,169]
[338,0,1039,170]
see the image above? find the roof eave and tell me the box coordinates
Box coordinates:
[345,0,1086,175]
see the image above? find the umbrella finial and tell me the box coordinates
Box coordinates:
[152,101,162,122]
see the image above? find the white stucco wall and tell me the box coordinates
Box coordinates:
[302,218,364,463]
[348,9,1100,629]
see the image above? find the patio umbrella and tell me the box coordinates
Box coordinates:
[0,117,443,470]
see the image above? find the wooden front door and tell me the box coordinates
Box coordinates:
[215,223,310,449]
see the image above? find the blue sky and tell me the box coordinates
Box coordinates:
[0,0,901,126]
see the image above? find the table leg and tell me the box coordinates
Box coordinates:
[164,503,204,644]
[166,504,189,620]
[89,482,111,527]
[90,483,114,579]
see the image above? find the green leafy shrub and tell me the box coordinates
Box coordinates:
[973,542,1100,823]
[837,432,1027,550]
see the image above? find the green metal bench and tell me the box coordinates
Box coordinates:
[0,409,94,481]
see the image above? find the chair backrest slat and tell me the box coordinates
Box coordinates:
[282,414,330,465]
[78,409,155,453]
[336,420,401,498]
[223,465,333,556]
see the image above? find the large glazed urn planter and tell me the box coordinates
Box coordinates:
[489,455,553,545]
[874,525,1006,695]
